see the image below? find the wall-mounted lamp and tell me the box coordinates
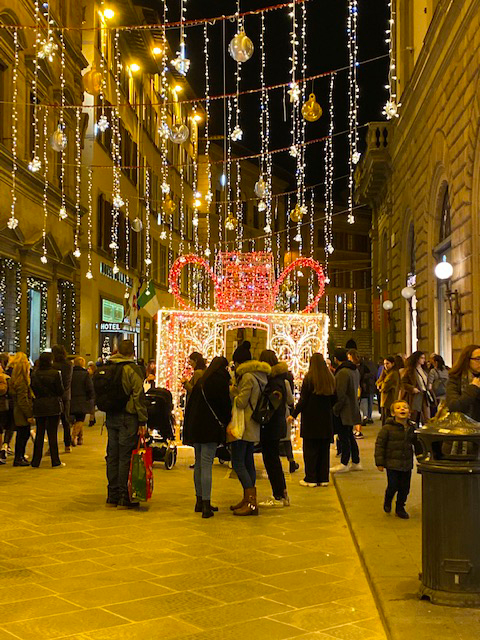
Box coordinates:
[434,256,463,333]
[401,286,415,300]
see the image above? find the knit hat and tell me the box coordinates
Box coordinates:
[232,341,252,365]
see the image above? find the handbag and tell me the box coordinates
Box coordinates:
[426,389,436,406]
[227,399,245,442]
[128,435,154,502]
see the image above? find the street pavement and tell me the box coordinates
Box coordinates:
[334,418,480,640]
[0,421,387,640]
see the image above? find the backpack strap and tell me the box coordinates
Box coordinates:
[248,376,266,412]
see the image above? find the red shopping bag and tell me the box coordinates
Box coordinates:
[128,436,154,502]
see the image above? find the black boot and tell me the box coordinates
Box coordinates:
[196,496,218,513]
[289,459,299,473]
[396,506,409,519]
[383,496,392,513]
[202,500,215,519]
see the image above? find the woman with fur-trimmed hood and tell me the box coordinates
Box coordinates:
[229,341,270,516]
[258,350,293,508]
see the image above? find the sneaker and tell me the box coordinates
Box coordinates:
[0,450,6,464]
[299,480,317,487]
[6,447,13,456]
[330,464,350,474]
[318,482,329,487]
[117,498,140,510]
[396,509,409,519]
[353,431,364,439]
[13,459,30,467]
[259,496,287,507]
[52,462,66,468]
[350,462,363,471]
[289,460,300,473]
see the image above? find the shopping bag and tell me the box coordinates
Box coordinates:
[128,436,154,502]
[226,400,245,442]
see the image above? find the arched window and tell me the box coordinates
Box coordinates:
[439,187,451,243]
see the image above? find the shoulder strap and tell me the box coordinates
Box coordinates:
[248,376,266,412]
[201,386,225,428]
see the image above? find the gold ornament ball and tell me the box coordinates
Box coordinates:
[225,215,238,231]
[169,123,189,144]
[83,66,102,96]
[49,126,68,152]
[290,203,304,223]
[229,30,254,63]
[162,196,176,217]
[301,93,323,122]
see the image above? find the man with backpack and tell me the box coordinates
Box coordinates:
[94,340,148,509]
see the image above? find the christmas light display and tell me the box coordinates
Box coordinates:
[8,29,19,231]
[73,107,82,259]
[157,308,329,405]
[28,0,42,174]
[40,106,49,265]
[203,22,213,260]
[26,277,48,355]
[0,258,21,352]
[59,31,67,220]
[86,167,93,279]
[324,73,335,282]
[144,169,152,276]
[347,0,359,224]
[383,0,400,119]
[171,0,190,76]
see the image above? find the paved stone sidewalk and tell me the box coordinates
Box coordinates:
[0,424,386,640]
[334,421,480,640]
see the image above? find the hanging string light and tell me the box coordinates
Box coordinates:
[86,167,93,279]
[324,73,335,282]
[144,168,152,276]
[383,0,400,119]
[8,28,19,231]
[296,0,307,262]
[124,200,130,298]
[58,32,67,220]
[179,151,186,255]
[231,2,243,143]
[73,107,82,258]
[308,189,314,304]
[110,29,123,275]
[353,289,357,330]
[235,159,243,251]
[97,2,109,133]
[38,0,58,62]
[224,96,234,234]
[29,0,42,173]
[288,0,299,161]
[347,0,359,224]
[259,12,272,246]
[334,293,339,328]
[40,106,49,264]
[343,291,347,330]
[171,0,190,75]
[203,22,212,260]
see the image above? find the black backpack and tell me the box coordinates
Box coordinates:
[251,378,284,427]
[93,361,131,413]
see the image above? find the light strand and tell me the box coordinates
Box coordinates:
[73,107,82,258]
[28,0,41,173]
[7,28,19,231]
[59,31,67,220]
[111,28,123,275]
[144,168,152,277]
[383,0,400,119]
[40,106,49,264]
[323,72,335,282]
[124,200,130,297]
[343,292,347,330]
[86,167,93,279]
[353,290,357,330]
[203,22,212,261]
[347,0,359,224]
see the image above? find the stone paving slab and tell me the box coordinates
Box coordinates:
[333,421,480,640]
[0,422,386,640]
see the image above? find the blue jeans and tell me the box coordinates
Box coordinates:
[193,442,217,500]
[360,395,373,421]
[231,440,256,489]
[106,412,138,502]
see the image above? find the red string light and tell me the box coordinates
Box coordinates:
[273,257,326,313]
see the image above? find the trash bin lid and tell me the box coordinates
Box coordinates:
[416,409,480,438]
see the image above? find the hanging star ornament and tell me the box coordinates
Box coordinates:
[231,126,243,142]
[352,151,361,165]
[383,99,400,120]
[28,156,41,173]
[97,114,109,132]
[59,206,67,220]
[7,217,18,230]
[171,53,190,76]
[38,37,58,62]
[288,82,301,103]
[289,145,298,158]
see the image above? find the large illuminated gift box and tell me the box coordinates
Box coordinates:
[159,251,329,403]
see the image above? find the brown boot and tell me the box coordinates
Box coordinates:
[230,489,247,511]
[233,487,258,516]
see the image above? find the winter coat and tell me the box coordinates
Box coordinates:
[232,360,271,442]
[377,369,400,410]
[70,366,95,416]
[428,367,449,400]
[30,367,65,417]
[446,373,480,422]
[292,377,335,440]
[374,418,417,472]
[261,362,293,441]
[107,353,149,423]
[183,368,232,445]
[183,368,204,398]
[53,357,73,417]
[359,361,376,398]
[401,367,429,414]
[0,371,10,413]
[333,361,361,426]
[10,377,33,428]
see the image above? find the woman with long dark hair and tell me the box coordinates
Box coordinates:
[428,355,449,404]
[377,356,401,424]
[290,353,336,487]
[183,357,232,518]
[182,352,207,397]
[400,351,429,426]
[446,345,480,421]
[9,353,34,467]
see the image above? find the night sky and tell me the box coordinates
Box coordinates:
[166,0,389,198]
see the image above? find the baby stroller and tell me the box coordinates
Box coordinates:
[145,387,177,470]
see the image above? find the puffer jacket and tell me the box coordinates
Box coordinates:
[374,418,416,471]
[446,373,480,422]
[232,360,271,442]
[261,362,293,441]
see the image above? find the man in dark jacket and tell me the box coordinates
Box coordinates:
[104,340,148,509]
[331,348,362,473]
[375,400,416,519]
[52,345,73,452]
[70,357,94,446]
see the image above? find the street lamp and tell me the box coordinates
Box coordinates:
[401,286,415,300]
[434,255,453,280]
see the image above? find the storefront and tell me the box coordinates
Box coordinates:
[99,297,140,360]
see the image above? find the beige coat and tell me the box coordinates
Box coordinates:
[232,360,271,442]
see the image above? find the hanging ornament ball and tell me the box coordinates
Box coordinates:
[225,215,238,231]
[163,195,176,217]
[290,203,304,223]
[49,125,68,152]
[301,93,323,122]
[169,124,189,144]
[83,66,102,96]
[131,217,143,232]
[254,177,266,199]
[229,30,254,63]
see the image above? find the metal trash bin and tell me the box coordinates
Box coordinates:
[416,410,480,606]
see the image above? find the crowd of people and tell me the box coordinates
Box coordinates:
[3,337,480,520]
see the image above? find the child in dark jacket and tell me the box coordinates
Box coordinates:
[375,400,416,519]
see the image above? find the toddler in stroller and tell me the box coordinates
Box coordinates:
[145,387,177,469]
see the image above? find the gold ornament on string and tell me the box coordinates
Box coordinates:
[225,215,238,231]
[229,30,254,63]
[290,203,305,223]
[301,93,322,122]
[49,125,68,152]
[163,195,176,218]
[83,66,102,96]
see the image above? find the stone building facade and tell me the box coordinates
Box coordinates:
[356,0,480,364]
